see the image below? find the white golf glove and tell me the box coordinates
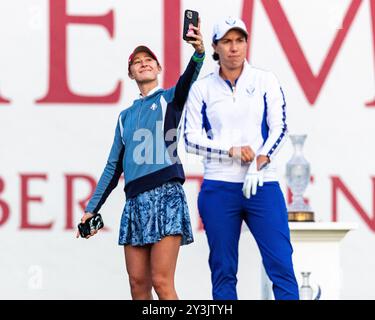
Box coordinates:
[242,159,264,199]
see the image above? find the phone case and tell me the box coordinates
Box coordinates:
[183,10,199,41]
[78,213,104,238]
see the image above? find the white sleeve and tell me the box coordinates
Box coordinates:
[258,72,288,161]
[183,82,231,159]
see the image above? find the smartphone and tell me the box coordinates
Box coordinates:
[183,9,199,41]
[78,213,104,238]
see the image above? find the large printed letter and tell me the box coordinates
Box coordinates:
[20,174,52,229]
[37,0,121,104]
[163,0,181,88]
[332,176,375,232]
[243,0,365,105]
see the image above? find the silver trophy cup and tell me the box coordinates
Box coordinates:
[286,134,314,221]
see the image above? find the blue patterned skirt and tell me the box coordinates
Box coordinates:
[118,181,194,246]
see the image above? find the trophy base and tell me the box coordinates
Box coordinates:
[288,211,314,222]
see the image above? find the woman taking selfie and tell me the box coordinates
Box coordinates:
[76,20,205,300]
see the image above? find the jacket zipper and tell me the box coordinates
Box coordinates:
[232,85,236,102]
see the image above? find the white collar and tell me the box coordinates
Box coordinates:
[215,60,252,87]
[215,59,250,78]
[139,85,162,98]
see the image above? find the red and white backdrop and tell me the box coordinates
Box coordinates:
[0,0,374,299]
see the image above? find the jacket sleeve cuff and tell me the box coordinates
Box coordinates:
[192,51,205,62]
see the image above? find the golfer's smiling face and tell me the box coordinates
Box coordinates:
[129,52,161,83]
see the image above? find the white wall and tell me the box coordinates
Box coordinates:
[0,0,374,299]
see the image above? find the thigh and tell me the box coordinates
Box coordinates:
[124,244,152,280]
[150,235,182,279]
[243,182,293,256]
[198,180,243,248]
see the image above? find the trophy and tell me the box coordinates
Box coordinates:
[299,272,321,300]
[286,134,314,221]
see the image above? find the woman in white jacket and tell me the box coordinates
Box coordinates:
[184,16,299,300]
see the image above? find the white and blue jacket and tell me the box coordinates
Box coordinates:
[184,61,287,183]
[85,52,205,213]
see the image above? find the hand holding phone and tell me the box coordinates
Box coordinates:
[183,10,199,41]
[77,213,104,238]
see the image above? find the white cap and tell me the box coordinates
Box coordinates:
[212,16,248,42]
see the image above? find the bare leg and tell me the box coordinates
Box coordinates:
[124,244,153,300]
[150,235,182,300]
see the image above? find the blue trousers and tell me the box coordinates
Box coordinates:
[198,179,299,300]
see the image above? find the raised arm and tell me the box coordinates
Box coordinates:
[172,51,205,109]
[170,20,205,110]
